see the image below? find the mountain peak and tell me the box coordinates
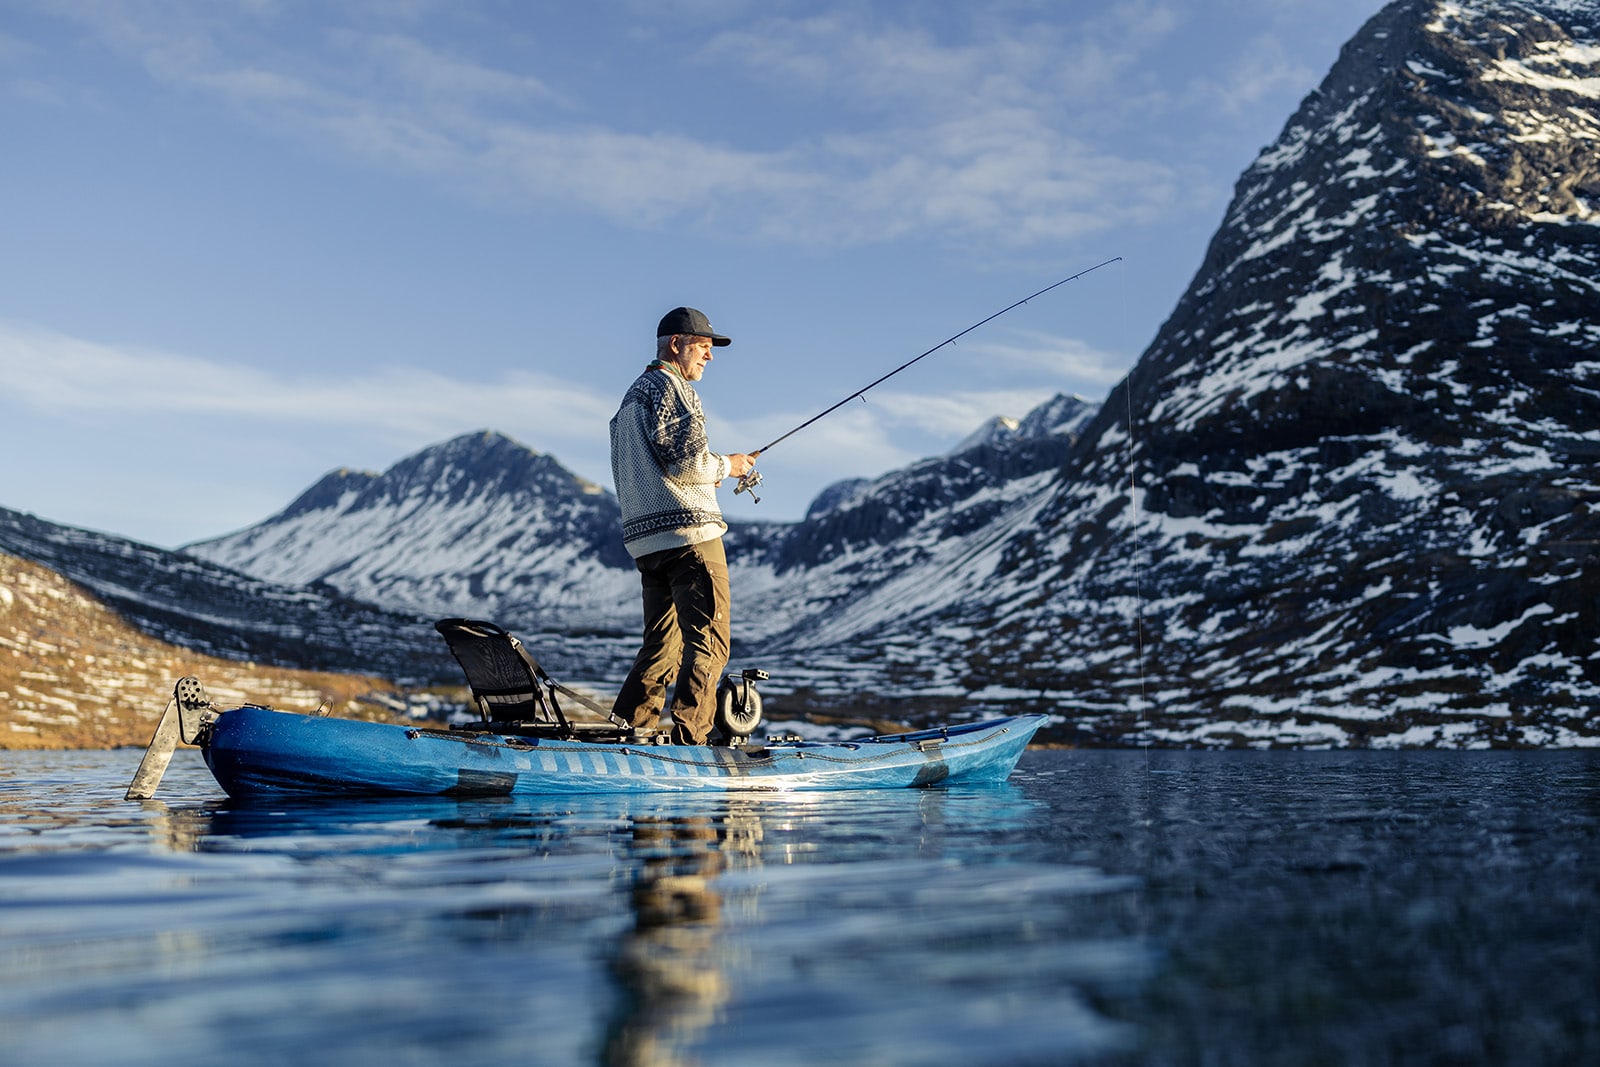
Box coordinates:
[150,0,1600,746]
[950,415,1020,455]
[185,431,633,620]
[266,430,605,525]
[975,0,1600,745]
[949,394,1098,456]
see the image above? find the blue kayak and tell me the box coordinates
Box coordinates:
[199,705,1046,797]
[124,619,1046,801]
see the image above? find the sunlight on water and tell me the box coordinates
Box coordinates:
[1,751,1141,1066]
[3,747,1598,1065]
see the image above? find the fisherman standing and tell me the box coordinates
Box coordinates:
[609,307,756,745]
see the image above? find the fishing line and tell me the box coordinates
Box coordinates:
[1112,262,1153,765]
[1125,343,1153,761]
[734,257,1123,501]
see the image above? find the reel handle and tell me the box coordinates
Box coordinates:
[733,450,763,503]
[735,467,762,502]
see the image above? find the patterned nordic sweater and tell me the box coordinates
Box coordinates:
[609,366,732,558]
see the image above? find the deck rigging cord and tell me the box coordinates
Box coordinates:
[733,256,1123,501]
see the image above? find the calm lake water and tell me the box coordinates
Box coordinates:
[2,747,1596,1066]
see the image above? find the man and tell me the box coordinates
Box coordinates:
[609,307,756,744]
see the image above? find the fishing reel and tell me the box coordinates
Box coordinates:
[734,466,763,503]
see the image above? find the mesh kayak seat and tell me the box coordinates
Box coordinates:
[434,618,628,739]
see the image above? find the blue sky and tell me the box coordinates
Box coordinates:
[0,0,1383,548]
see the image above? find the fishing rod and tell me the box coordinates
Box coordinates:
[734,256,1122,502]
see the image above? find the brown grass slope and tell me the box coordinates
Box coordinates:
[1,551,406,750]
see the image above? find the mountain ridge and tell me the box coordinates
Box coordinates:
[6,0,1598,749]
[960,0,1600,746]
[0,504,455,682]
[144,0,1600,745]
[0,549,416,749]
[182,394,1102,637]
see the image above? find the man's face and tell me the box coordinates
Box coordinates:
[674,336,715,381]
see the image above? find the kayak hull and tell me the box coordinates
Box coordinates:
[201,706,1046,797]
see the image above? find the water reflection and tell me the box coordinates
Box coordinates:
[3,753,1145,1067]
[603,812,743,1067]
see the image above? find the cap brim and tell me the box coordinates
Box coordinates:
[711,334,731,347]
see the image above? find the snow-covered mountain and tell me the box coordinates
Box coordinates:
[0,386,1096,708]
[949,394,1096,454]
[950,416,1020,455]
[184,396,1098,652]
[954,0,1600,746]
[0,505,453,682]
[10,0,1595,747]
[189,430,645,631]
[180,0,1600,747]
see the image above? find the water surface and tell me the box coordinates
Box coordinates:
[2,748,1595,1065]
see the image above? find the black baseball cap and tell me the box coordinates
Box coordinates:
[657,307,731,346]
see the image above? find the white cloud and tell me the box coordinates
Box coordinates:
[1185,32,1318,118]
[699,6,1167,115]
[865,388,1068,438]
[0,319,614,445]
[342,31,564,107]
[969,329,1129,385]
[478,124,814,226]
[24,1,1187,249]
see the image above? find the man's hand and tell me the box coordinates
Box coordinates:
[725,453,757,479]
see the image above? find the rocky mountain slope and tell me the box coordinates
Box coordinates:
[0,551,410,749]
[187,430,647,631]
[963,0,1600,746]
[178,0,1600,748]
[182,398,1099,654]
[0,504,454,682]
[7,0,1594,749]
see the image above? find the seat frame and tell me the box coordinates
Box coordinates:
[434,618,630,741]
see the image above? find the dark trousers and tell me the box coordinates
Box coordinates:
[611,538,731,744]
